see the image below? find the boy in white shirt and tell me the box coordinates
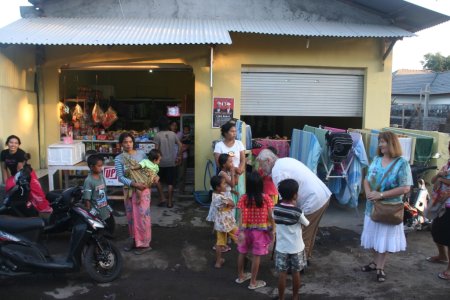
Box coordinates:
[273,179,310,300]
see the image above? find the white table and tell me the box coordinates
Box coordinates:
[48,162,124,200]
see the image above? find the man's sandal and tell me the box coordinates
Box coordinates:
[361,262,377,272]
[376,269,386,282]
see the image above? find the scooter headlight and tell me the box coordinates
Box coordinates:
[87,218,105,229]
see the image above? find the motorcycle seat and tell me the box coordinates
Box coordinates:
[0,215,44,233]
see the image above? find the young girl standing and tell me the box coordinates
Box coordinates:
[236,171,274,290]
[209,176,238,268]
[218,153,238,198]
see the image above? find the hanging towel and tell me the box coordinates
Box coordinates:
[369,133,379,162]
[303,124,330,168]
[246,125,253,150]
[236,119,243,141]
[398,137,413,162]
[290,129,322,173]
[322,126,346,133]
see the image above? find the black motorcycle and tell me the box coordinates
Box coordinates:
[2,170,115,236]
[0,202,123,282]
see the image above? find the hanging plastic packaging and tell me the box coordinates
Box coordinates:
[92,102,104,123]
[102,106,118,129]
[72,103,84,121]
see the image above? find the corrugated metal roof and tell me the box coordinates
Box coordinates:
[0,18,232,45]
[228,19,413,37]
[0,17,414,46]
[392,71,450,95]
[348,0,450,32]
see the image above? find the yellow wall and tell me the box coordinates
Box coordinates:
[0,45,39,179]
[37,34,392,189]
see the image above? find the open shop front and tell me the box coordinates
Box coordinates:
[49,64,195,192]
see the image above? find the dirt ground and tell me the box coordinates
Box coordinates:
[1,194,450,300]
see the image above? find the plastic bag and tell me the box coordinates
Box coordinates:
[72,103,84,121]
[102,106,118,128]
[92,102,104,123]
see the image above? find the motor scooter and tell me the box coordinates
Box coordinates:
[403,153,440,232]
[2,168,115,236]
[0,201,123,282]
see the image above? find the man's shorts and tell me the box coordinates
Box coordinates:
[158,166,176,185]
[237,229,272,256]
[275,250,307,272]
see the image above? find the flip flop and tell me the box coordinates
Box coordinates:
[426,257,449,264]
[438,271,450,280]
[235,272,252,284]
[248,280,266,290]
[157,202,167,207]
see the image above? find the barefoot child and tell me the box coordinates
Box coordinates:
[83,155,114,227]
[236,171,275,289]
[274,179,310,300]
[210,175,238,268]
[124,149,161,198]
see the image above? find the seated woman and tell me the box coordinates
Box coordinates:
[1,135,52,216]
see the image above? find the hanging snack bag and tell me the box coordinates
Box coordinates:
[102,106,118,129]
[92,102,104,123]
[72,103,84,121]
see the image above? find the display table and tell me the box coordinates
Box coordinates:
[48,162,124,200]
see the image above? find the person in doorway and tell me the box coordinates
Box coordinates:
[177,124,192,194]
[360,131,412,282]
[114,132,152,255]
[214,122,246,205]
[154,116,182,208]
[1,135,27,184]
[256,149,331,264]
[427,141,450,280]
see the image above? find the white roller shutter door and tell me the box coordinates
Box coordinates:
[241,67,364,117]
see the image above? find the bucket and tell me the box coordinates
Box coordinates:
[193,159,215,207]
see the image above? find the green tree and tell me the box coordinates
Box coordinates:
[421,52,450,71]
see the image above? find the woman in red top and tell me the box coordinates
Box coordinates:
[236,171,274,290]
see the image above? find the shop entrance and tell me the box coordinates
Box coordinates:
[58,65,195,192]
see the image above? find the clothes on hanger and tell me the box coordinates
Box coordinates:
[290,129,321,174]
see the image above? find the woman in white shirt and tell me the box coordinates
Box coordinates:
[214,122,246,203]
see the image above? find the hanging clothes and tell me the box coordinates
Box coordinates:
[245,125,253,150]
[398,137,413,162]
[290,129,322,174]
[327,132,368,208]
[322,126,347,133]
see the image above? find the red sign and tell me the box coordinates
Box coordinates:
[212,97,234,128]
[103,166,122,186]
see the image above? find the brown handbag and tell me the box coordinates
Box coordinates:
[370,158,405,225]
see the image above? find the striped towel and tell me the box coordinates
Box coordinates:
[290,129,322,174]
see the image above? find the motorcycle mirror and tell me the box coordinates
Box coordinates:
[432,153,441,159]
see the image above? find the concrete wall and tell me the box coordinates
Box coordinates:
[38,0,387,24]
[0,45,39,179]
[37,33,393,189]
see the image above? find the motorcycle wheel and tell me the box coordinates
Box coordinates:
[83,240,123,283]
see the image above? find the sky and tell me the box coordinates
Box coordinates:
[0,0,449,72]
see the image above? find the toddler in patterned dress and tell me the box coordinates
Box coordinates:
[210,175,238,268]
